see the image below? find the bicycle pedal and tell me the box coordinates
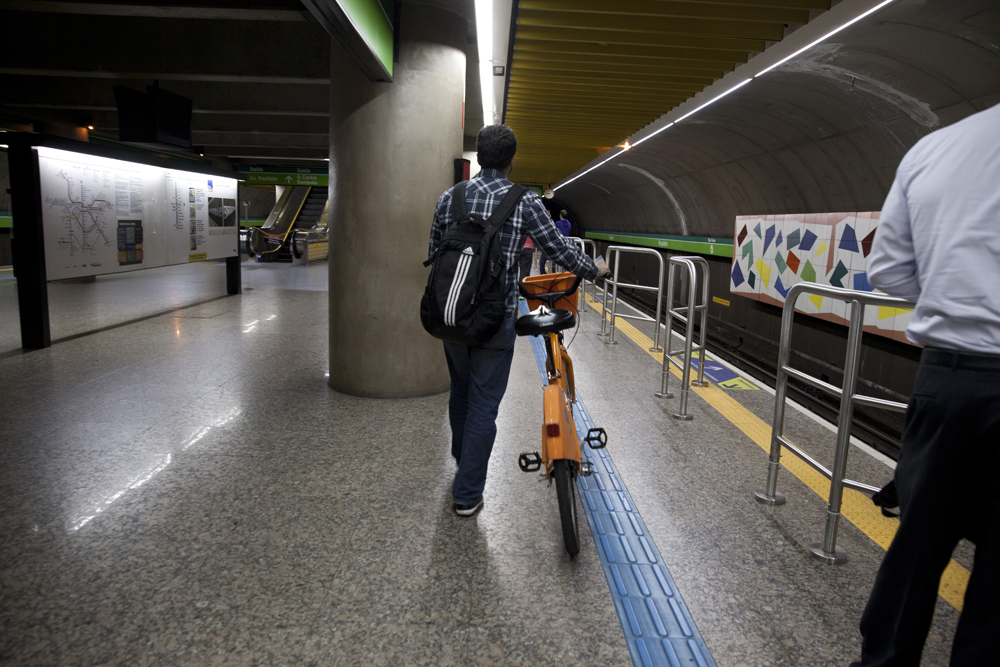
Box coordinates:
[585,427,608,449]
[579,461,594,477]
[518,451,542,473]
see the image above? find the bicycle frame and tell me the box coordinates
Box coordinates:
[541,331,581,473]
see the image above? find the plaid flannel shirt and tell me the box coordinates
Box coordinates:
[430,168,600,317]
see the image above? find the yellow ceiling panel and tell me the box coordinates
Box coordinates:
[504,0,832,186]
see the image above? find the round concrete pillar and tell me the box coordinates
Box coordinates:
[327,2,465,397]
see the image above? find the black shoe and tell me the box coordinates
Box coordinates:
[454,498,484,517]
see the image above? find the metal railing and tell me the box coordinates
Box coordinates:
[600,246,665,352]
[570,237,597,314]
[655,256,710,421]
[754,283,914,565]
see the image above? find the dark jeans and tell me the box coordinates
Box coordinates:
[518,247,533,283]
[443,317,516,505]
[854,350,1000,666]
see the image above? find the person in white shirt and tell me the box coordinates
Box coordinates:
[854,102,1000,666]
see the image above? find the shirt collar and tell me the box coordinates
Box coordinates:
[476,168,508,181]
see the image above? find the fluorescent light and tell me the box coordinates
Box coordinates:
[631,123,673,148]
[756,0,898,78]
[553,148,626,192]
[475,0,495,125]
[673,78,752,124]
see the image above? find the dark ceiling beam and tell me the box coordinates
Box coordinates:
[513,69,718,85]
[518,0,810,25]
[515,59,730,78]
[515,29,764,53]
[0,69,329,85]
[517,9,786,41]
[0,1,309,21]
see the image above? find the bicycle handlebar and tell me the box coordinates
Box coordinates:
[518,274,584,307]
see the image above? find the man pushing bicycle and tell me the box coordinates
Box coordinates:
[423,124,607,518]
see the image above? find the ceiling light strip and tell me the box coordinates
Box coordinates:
[475,0,495,125]
[755,0,897,78]
[551,0,898,191]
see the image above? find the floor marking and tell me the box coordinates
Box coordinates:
[519,300,717,667]
[585,293,970,611]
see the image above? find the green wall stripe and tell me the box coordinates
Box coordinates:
[585,231,734,258]
[339,0,394,78]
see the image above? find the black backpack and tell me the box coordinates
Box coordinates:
[420,181,528,345]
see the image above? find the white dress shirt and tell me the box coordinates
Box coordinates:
[868,102,1000,355]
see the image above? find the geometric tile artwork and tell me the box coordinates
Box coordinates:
[801,259,816,283]
[754,258,772,288]
[775,276,790,298]
[754,259,771,289]
[839,224,859,253]
[786,228,801,251]
[799,229,817,252]
[774,251,787,274]
[830,259,849,288]
[730,212,912,344]
[764,225,775,253]
[732,260,745,287]
[861,228,876,257]
[786,251,801,275]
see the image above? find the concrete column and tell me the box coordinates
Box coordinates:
[327,2,466,397]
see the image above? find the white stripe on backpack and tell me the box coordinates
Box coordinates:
[445,254,472,326]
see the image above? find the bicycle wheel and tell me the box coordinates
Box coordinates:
[552,459,580,557]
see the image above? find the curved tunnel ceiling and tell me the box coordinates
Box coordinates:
[503,0,833,186]
[552,0,1000,239]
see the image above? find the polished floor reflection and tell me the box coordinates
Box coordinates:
[0,262,962,666]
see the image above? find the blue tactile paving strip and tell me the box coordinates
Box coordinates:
[518,300,717,667]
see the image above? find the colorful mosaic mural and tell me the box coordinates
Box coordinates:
[730,212,914,343]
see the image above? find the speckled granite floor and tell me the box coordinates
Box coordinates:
[0,263,963,666]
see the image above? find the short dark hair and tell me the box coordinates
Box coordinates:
[559,210,568,219]
[477,125,517,171]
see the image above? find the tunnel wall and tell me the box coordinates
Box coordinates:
[560,0,1000,457]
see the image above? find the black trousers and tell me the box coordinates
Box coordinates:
[518,247,534,283]
[854,349,1000,666]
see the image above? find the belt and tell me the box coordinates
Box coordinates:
[921,347,1000,372]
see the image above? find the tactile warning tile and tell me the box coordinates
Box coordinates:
[583,293,970,611]
[519,299,716,667]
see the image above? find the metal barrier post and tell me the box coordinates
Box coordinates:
[753,283,913,564]
[606,248,622,345]
[570,237,597,315]
[655,256,710,419]
[603,245,665,351]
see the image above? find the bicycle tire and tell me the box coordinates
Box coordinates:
[553,459,580,557]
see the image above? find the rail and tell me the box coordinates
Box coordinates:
[754,282,914,565]
[599,246,665,352]
[570,237,597,314]
[655,256,710,420]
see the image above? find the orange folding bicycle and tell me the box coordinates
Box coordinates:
[515,273,608,557]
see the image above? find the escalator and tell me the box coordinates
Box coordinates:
[247,186,328,262]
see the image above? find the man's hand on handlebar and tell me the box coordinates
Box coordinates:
[595,257,611,281]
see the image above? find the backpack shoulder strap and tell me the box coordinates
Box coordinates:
[485,184,528,232]
[451,181,469,220]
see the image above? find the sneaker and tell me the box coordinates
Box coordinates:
[454,498,484,517]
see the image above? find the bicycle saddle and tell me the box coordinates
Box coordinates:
[515,307,576,337]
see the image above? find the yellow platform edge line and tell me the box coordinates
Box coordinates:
[584,294,969,611]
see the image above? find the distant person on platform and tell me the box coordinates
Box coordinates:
[546,210,573,273]
[428,124,606,518]
[853,102,1000,666]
